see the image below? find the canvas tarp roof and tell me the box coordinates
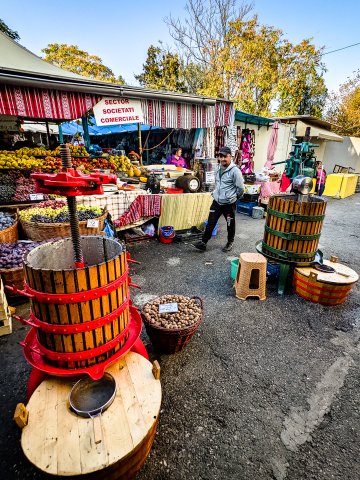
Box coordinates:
[60,120,161,136]
[296,120,343,142]
[0,32,234,127]
[0,31,83,80]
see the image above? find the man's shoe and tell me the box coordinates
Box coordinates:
[222,241,234,252]
[194,241,207,251]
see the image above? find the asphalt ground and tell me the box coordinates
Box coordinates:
[0,193,359,480]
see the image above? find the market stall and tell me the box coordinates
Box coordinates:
[0,29,233,225]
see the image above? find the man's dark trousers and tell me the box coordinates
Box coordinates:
[202,199,236,244]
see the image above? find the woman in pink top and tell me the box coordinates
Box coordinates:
[166,147,188,168]
[315,161,327,196]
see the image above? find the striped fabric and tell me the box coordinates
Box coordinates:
[141,100,234,128]
[0,84,101,120]
[114,194,161,227]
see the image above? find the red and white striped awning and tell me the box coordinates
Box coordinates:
[0,83,233,128]
[140,99,233,128]
[0,84,101,120]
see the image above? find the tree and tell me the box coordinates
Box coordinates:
[165,0,326,117]
[135,45,187,92]
[0,18,20,40]
[325,71,360,136]
[165,0,252,95]
[218,17,283,114]
[42,44,125,84]
[276,39,327,117]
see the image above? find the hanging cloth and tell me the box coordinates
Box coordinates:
[264,122,279,170]
[240,129,255,174]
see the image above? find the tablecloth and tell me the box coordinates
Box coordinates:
[76,190,147,221]
[159,193,213,231]
[114,194,161,228]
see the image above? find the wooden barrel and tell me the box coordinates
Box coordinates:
[293,260,359,305]
[23,236,130,369]
[21,352,162,480]
[262,194,327,263]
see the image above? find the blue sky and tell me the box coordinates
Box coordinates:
[1,0,360,93]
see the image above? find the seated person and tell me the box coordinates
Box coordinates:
[166,147,188,168]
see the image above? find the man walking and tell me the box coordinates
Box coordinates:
[194,146,244,252]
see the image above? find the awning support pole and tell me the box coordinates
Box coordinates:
[45,121,50,148]
[138,123,143,165]
[81,116,91,150]
[58,124,64,144]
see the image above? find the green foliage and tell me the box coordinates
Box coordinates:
[135,45,187,92]
[276,39,327,117]
[0,18,20,40]
[325,71,360,136]
[42,44,125,84]
[164,1,327,117]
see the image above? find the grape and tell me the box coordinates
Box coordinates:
[30,214,53,223]
[19,203,103,223]
[0,212,15,231]
[0,241,44,269]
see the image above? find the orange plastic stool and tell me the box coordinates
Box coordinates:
[235,252,267,300]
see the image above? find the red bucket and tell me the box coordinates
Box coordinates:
[159,226,175,244]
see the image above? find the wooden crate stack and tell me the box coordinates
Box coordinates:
[0,276,12,336]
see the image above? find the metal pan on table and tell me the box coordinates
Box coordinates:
[69,372,116,444]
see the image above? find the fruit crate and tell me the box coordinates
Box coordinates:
[236,200,258,216]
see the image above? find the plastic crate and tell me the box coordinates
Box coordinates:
[267,263,280,279]
[252,206,264,219]
[242,193,260,203]
[204,221,219,237]
[236,200,257,216]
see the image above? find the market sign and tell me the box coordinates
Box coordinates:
[93,98,144,126]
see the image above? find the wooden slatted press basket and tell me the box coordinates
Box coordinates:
[262,194,327,264]
[23,236,130,370]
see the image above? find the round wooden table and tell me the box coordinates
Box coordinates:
[21,352,161,479]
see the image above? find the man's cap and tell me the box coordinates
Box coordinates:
[219,146,232,156]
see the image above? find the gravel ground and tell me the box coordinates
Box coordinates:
[0,193,359,480]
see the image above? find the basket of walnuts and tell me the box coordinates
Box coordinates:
[141,295,203,354]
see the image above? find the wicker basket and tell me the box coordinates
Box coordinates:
[141,296,203,354]
[0,214,19,244]
[20,209,107,241]
[0,266,24,296]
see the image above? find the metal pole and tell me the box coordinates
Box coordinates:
[45,121,51,148]
[58,123,64,144]
[138,123,143,165]
[81,116,91,150]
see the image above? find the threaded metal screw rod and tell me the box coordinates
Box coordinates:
[59,144,84,267]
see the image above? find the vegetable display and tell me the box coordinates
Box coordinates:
[142,295,202,330]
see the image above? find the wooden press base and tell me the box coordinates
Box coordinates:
[21,352,161,479]
[294,259,359,305]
